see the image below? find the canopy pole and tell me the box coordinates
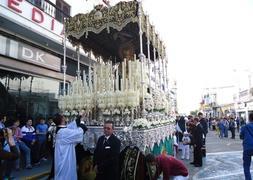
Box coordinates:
[153,29,157,90]
[162,46,166,91]
[76,45,81,79]
[165,56,169,91]
[157,39,162,91]
[146,16,151,94]
[137,0,145,116]
[63,18,67,95]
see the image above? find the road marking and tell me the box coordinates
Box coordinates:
[194,171,253,180]
[207,151,242,155]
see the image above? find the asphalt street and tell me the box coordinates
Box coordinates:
[181,129,251,180]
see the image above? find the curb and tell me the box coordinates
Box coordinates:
[22,171,50,180]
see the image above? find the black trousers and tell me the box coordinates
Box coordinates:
[194,145,203,166]
[231,128,235,139]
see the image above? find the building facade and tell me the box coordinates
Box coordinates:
[234,88,253,122]
[0,0,94,121]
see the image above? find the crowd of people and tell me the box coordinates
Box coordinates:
[174,112,253,180]
[209,116,245,139]
[174,112,207,168]
[1,111,253,180]
[0,115,51,179]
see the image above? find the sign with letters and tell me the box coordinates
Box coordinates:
[0,0,64,42]
[0,35,61,71]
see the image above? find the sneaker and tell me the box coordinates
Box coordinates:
[26,165,32,169]
[41,157,47,161]
[33,162,40,166]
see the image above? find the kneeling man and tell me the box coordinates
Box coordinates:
[146,153,189,180]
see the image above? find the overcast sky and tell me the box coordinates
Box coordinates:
[67,0,253,114]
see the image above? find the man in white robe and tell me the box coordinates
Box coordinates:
[54,115,84,180]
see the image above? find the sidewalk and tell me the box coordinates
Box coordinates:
[12,159,51,180]
[179,129,248,180]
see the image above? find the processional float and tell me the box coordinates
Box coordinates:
[58,0,175,153]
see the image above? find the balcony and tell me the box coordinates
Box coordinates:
[26,0,70,23]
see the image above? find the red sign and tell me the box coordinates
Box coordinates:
[1,0,64,37]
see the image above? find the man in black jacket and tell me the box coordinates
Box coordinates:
[93,120,121,180]
[191,117,204,167]
[198,112,208,136]
[198,112,208,157]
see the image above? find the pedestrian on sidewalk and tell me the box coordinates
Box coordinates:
[236,117,240,133]
[146,153,189,180]
[12,119,32,170]
[198,112,208,157]
[173,132,179,158]
[240,112,253,180]
[223,117,229,138]
[36,117,48,161]
[0,128,19,179]
[229,117,236,139]
[46,118,56,180]
[176,116,186,151]
[191,117,204,167]
[181,131,190,160]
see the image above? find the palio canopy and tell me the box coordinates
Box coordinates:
[65,0,165,62]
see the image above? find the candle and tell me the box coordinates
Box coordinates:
[126,78,128,90]
[94,67,97,92]
[116,67,119,91]
[110,63,113,91]
[128,60,131,89]
[97,78,100,92]
[121,78,124,91]
[68,83,70,95]
[88,66,91,91]
[122,62,125,91]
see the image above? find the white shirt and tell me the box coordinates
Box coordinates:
[54,121,84,180]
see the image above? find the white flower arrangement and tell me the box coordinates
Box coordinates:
[131,118,151,129]
[168,117,176,123]
[123,126,132,132]
[152,89,169,112]
[58,95,65,110]
[102,109,111,115]
[112,108,121,115]
[122,108,130,115]
[79,110,85,116]
[126,90,140,108]
[116,91,125,108]
[144,93,154,111]
[150,120,160,126]
[63,111,70,116]
[71,110,79,116]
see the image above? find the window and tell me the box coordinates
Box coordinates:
[55,0,70,23]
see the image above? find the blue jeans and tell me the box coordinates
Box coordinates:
[243,149,253,180]
[16,140,31,168]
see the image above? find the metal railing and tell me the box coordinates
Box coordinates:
[26,0,70,23]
